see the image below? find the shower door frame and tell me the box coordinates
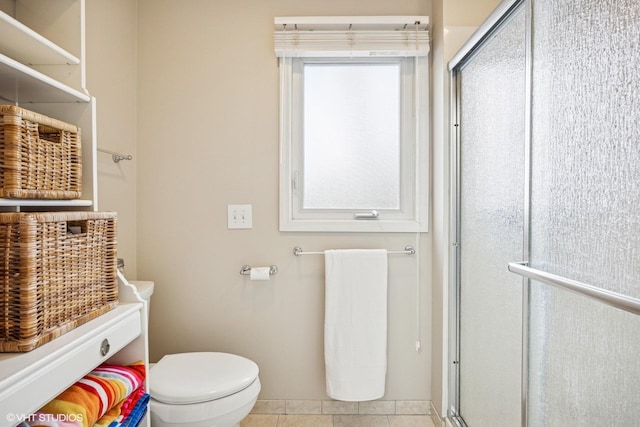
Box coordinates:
[449,0,640,425]
[448,0,531,425]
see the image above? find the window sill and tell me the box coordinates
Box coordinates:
[279,218,428,233]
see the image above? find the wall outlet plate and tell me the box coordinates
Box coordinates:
[228,204,252,229]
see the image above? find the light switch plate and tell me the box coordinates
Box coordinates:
[228,204,252,229]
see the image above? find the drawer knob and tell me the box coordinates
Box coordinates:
[100,338,111,356]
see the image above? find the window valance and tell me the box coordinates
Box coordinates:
[274,16,430,58]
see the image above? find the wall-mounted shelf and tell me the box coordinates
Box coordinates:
[0,9,80,66]
[0,52,89,103]
[0,198,93,208]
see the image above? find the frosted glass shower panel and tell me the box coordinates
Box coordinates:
[457,6,525,426]
[529,0,640,424]
[528,283,640,426]
[302,63,400,210]
[530,0,640,297]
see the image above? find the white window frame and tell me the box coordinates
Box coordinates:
[276,16,430,233]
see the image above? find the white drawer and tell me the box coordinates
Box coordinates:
[0,303,143,426]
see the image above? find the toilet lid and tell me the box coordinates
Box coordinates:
[150,352,259,404]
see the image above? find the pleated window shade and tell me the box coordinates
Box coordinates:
[274,16,430,58]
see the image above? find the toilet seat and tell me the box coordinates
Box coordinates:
[150,352,259,404]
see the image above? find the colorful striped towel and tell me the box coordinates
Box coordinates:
[97,386,147,427]
[25,362,145,427]
[113,393,149,427]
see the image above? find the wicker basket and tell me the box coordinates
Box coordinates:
[0,105,81,199]
[0,212,118,352]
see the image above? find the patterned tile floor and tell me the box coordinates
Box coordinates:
[241,414,436,427]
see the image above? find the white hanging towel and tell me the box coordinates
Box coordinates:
[324,249,388,401]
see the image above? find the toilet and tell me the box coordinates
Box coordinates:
[129,281,261,427]
[149,352,260,427]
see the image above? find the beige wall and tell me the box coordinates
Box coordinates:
[135,0,430,400]
[444,0,502,26]
[430,0,448,418]
[86,0,139,277]
[85,0,501,407]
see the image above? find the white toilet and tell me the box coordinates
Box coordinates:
[130,281,261,427]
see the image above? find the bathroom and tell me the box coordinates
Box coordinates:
[94,0,461,424]
[87,0,639,426]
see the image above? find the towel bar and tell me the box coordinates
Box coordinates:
[97,147,133,163]
[293,246,415,256]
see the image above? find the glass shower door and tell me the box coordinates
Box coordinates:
[453,4,526,426]
[523,0,640,424]
[451,0,640,425]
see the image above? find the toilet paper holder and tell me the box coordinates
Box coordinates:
[240,265,278,276]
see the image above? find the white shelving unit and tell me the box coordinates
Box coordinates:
[0,8,80,66]
[0,278,149,427]
[0,2,149,426]
[0,0,96,211]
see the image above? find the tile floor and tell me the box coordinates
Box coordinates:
[242,400,436,427]
[241,414,435,427]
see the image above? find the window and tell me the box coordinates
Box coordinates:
[275,16,430,232]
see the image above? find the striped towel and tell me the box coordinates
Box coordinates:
[25,362,146,427]
[99,387,147,427]
[114,393,149,427]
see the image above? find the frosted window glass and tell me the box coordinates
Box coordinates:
[529,0,640,424]
[302,63,400,210]
[458,7,525,427]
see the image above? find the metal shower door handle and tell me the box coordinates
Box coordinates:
[508,262,640,316]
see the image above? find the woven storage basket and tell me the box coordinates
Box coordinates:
[0,211,118,352]
[0,105,81,199]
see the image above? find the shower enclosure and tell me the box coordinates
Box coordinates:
[448,0,640,426]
